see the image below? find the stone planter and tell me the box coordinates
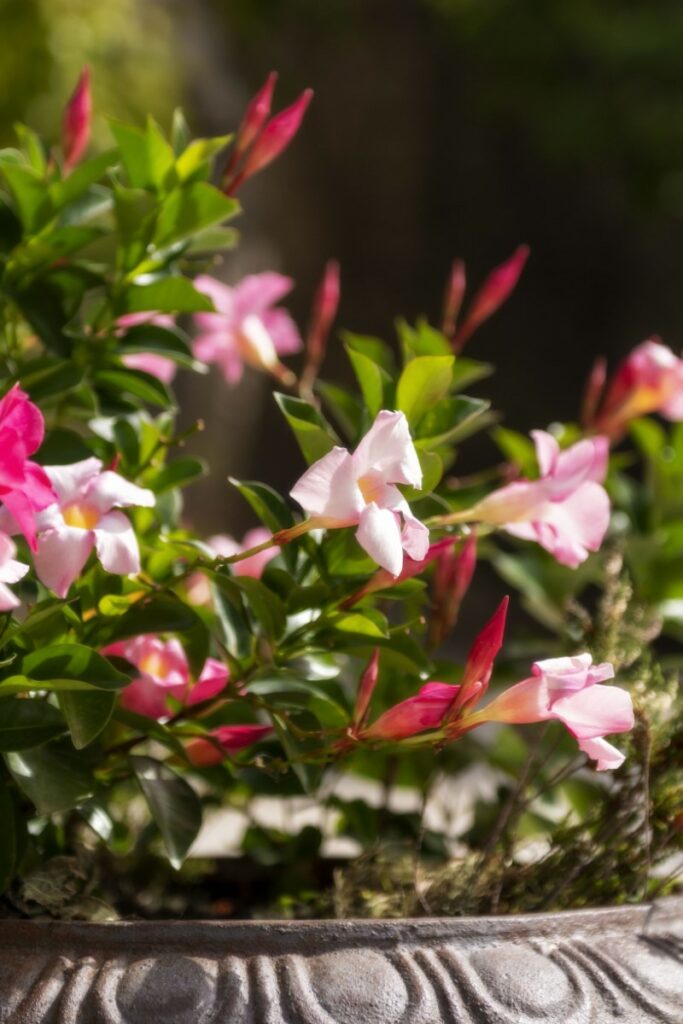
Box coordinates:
[0,897,681,1023]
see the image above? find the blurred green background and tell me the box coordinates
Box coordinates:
[5,0,683,538]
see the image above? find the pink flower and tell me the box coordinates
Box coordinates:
[186,528,276,605]
[0,385,56,552]
[359,599,508,741]
[467,653,633,770]
[454,245,529,350]
[193,273,302,385]
[62,67,92,172]
[225,88,313,195]
[116,312,178,384]
[596,339,683,438]
[103,635,229,720]
[0,532,28,610]
[185,724,273,765]
[467,430,610,567]
[290,409,430,576]
[18,458,155,598]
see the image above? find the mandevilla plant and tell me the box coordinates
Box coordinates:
[0,71,679,919]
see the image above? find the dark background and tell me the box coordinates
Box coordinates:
[3,0,683,536]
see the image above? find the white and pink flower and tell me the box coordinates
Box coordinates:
[290,409,430,576]
[466,430,610,567]
[192,273,302,385]
[4,457,155,598]
[468,653,634,770]
[595,338,683,438]
[103,635,229,720]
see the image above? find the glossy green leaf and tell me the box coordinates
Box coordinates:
[5,741,95,813]
[154,183,238,248]
[59,690,116,749]
[396,355,454,425]
[274,393,338,464]
[0,699,66,751]
[230,479,295,532]
[148,457,206,494]
[109,118,176,192]
[131,755,202,868]
[235,577,287,640]
[0,161,51,231]
[345,341,391,418]
[95,368,173,408]
[118,278,213,315]
[175,135,232,181]
[15,644,130,692]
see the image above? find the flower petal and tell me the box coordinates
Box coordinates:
[577,736,626,771]
[187,658,230,705]
[34,525,94,597]
[233,272,294,318]
[551,683,634,740]
[87,471,155,514]
[93,511,141,576]
[356,502,404,575]
[290,446,360,521]
[352,410,422,488]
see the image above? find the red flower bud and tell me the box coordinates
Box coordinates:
[445,596,509,722]
[442,259,466,340]
[454,245,529,351]
[227,89,313,194]
[236,71,278,156]
[62,67,92,173]
[351,648,380,735]
[301,260,341,392]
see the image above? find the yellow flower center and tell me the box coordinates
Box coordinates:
[358,473,384,505]
[139,652,170,679]
[62,502,100,530]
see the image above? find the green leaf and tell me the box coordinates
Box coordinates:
[317,381,363,439]
[230,479,295,532]
[274,393,338,464]
[58,690,116,749]
[396,355,454,425]
[5,740,95,813]
[235,577,287,640]
[345,341,391,418]
[403,448,443,497]
[328,612,387,638]
[451,356,493,391]
[0,699,66,751]
[17,644,130,692]
[14,123,47,175]
[109,118,176,192]
[118,278,213,315]
[154,183,238,248]
[271,711,325,795]
[397,318,451,359]
[20,360,84,402]
[131,755,202,868]
[49,149,119,211]
[95,368,173,408]
[175,135,232,181]
[148,457,206,494]
[117,323,197,369]
[247,670,347,727]
[0,161,51,231]
[416,396,491,448]
[99,593,203,645]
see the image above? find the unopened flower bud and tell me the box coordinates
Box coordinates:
[455,245,529,350]
[62,67,92,173]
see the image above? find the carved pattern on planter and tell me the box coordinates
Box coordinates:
[1,900,681,1024]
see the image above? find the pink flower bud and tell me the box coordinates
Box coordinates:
[445,597,509,722]
[580,356,608,428]
[431,533,477,645]
[454,245,529,351]
[302,260,340,388]
[227,89,313,194]
[186,724,273,766]
[62,67,92,173]
[351,649,380,735]
[442,259,466,340]
[236,71,278,156]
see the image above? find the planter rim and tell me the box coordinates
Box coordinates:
[0,894,680,954]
